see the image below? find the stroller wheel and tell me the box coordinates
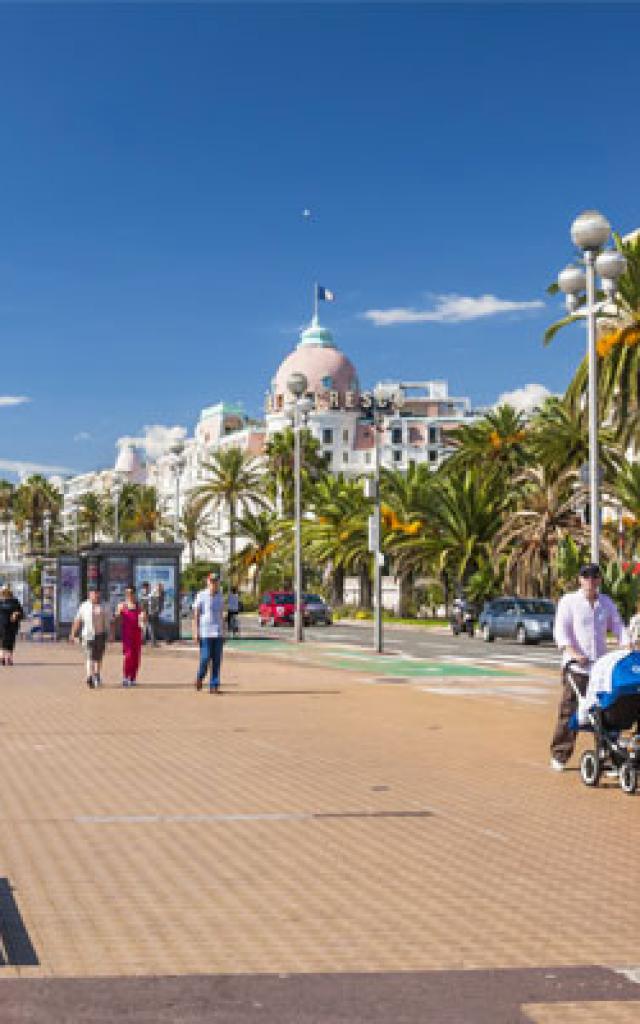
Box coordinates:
[619,763,637,795]
[580,750,600,787]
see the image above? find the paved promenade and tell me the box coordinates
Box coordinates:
[0,640,639,1021]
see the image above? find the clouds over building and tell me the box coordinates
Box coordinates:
[362,293,544,327]
[495,383,555,414]
[116,424,187,462]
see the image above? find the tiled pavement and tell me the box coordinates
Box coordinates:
[0,641,639,1020]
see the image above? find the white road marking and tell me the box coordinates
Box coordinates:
[612,966,640,984]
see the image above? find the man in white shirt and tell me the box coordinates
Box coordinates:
[69,585,111,689]
[550,563,627,770]
[193,573,225,693]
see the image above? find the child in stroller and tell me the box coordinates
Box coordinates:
[571,615,640,794]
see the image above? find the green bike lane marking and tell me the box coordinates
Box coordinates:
[223,638,511,678]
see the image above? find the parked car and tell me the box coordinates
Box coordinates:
[258,591,297,627]
[303,593,332,626]
[479,597,556,645]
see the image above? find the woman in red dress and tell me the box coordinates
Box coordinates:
[114,587,146,687]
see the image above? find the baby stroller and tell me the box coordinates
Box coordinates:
[569,651,640,795]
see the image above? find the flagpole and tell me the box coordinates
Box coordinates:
[313,281,318,325]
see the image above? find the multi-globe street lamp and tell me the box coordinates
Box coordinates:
[170,440,187,543]
[112,473,123,542]
[287,371,313,644]
[362,383,405,654]
[556,210,627,563]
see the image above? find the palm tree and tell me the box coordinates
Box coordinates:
[611,462,640,558]
[381,463,433,614]
[13,475,61,551]
[446,405,530,480]
[180,496,217,563]
[305,474,371,606]
[546,232,640,426]
[193,448,266,580]
[125,486,165,543]
[494,466,597,597]
[265,428,328,517]
[527,395,622,481]
[77,491,104,545]
[232,508,281,595]
[0,480,15,561]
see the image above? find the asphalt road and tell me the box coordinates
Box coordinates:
[231,616,561,670]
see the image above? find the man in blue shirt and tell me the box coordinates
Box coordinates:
[193,573,225,693]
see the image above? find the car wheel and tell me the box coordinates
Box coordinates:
[516,625,528,645]
[483,624,494,643]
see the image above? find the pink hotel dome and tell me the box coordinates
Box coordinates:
[273,319,360,400]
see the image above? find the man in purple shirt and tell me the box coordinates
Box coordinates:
[550,563,627,771]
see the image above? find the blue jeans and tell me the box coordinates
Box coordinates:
[197,637,223,688]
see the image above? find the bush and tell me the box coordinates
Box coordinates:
[181,561,222,595]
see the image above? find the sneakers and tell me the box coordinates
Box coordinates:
[122,679,130,688]
[550,757,567,772]
[195,678,203,691]
[209,680,220,694]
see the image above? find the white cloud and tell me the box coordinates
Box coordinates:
[0,395,29,407]
[73,431,92,442]
[363,293,545,327]
[117,424,187,461]
[0,458,72,480]
[495,383,555,414]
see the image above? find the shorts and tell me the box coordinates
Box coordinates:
[87,633,107,662]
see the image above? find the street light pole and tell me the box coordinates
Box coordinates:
[170,441,186,544]
[113,476,123,542]
[585,249,600,563]
[287,372,310,644]
[373,407,383,654]
[557,210,627,564]
[43,511,51,557]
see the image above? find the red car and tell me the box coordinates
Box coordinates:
[258,591,299,627]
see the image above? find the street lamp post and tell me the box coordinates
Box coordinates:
[287,372,313,644]
[43,510,51,557]
[170,441,187,543]
[72,501,79,552]
[557,210,627,563]
[365,384,405,654]
[112,474,123,542]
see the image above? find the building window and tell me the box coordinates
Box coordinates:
[365,452,372,465]
[325,451,333,467]
[393,450,402,463]
[322,376,333,389]
[429,426,438,445]
[322,428,333,445]
[342,452,349,464]
[391,427,403,445]
[342,428,349,442]
[429,450,438,462]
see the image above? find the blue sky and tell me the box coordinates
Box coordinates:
[1,2,639,479]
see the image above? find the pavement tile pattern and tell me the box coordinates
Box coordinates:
[0,642,639,1018]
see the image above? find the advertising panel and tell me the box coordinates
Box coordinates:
[59,561,82,623]
[134,560,176,623]
[107,555,130,614]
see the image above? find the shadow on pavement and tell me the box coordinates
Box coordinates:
[0,877,39,967]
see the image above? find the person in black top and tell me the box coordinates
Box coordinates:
[0,584,24,665]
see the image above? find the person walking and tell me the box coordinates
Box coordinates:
[139,582,152,645]
[227,585,240,636]
[0,584,24,666]
[550,563,627,771]
[69,584,111,688]
[114,586,146,687]
[193,573,225,693]
[147,583,162,646]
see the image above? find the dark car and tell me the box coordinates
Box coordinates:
[479,597,555,645]
[303,593,332,626]
[258,591,296,627]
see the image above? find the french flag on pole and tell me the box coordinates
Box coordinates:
[317,285,335,302]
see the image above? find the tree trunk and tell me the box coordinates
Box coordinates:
[228,499,236,582]
[360,567,372,610]
[332,564,344,606]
